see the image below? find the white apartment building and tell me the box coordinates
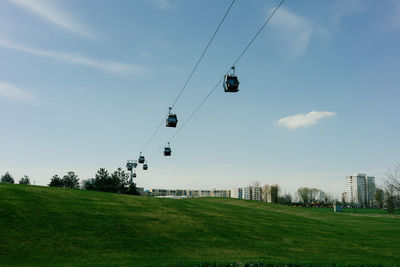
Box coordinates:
[231,188,243,199]
[251,187,261,201]
[345,173,375,207]
[236,186,262,201]
[149,189,230,198]
[243,187,252,200]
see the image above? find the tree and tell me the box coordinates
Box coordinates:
[62,171,79,189]
[84,168,141,196]
[1,172,14,184]
[48,175,63,187]
[261,184,270,202]
[385,183,396,214]
[19,175,30,185]
[386,163,400,193]
[278,191,292,205]
[127,182,140,195]
[82,178,95,190]
[297,187,311,205]
[375,188,384,208]
[93,168,113,192]
[111,168,130,193]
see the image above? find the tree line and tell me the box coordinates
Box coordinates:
[1,168,140,196]
[384,163,400,213]
[1,172,31,185]
[47,168,139,195]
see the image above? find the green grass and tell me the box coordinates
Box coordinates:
[342,208,400,215]
[1,184,399,266]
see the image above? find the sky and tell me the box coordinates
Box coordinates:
[1,0,400,198]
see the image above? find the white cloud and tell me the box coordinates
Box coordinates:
[269,7,322,57]
[277,111,335,129]
[0,39,148,76]
[0,81,36,104]
[6,0,96,39]
[331,0,369,28]
[150,0,173,10]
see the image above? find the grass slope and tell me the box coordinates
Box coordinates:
[1,184,399,266]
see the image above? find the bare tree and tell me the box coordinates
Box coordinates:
[297,187,311,205]
[251,180,260,188]
[387,163,400,193]
[375,188,384,208]
[262,184,270,202]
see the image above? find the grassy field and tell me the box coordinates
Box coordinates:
[1,184,399,266]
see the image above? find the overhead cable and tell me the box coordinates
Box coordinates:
[139,0,236,153]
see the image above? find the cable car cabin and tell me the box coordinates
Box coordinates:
[143,163,148,170]
[132,172,137,178]
[164,147,171,156]
[166,114,178,127]
[138,155,145,164]
[126,163,132,171]
[223,74,239,93]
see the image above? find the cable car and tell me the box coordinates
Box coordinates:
[138,152,145,164]
[166,107,178,127]
[132,172,137,178]
[143,162,148,170]
[164,142,172,156]
[223,66,239,93]
[126,162,133,171]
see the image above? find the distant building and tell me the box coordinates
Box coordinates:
[148,188,230,198]
[251,187,261,201]
[268,186,278,203]
[241,187,249,200]
[345,173,375,207]
[233,186,263,201]
[231,188,243,199]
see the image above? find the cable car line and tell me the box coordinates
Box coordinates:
[170,0,285,142]
[170,0,236,110]
[149,0,285,160]
[141,117,165,153]
[137,0,236,155]
[130,0,285,173]
[230,0,285,68]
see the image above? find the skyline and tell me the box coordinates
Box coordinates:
[1,0,400,197]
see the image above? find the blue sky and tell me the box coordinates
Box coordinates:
[1,0,400,197]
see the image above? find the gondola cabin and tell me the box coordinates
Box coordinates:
[223,74,239,93]
[164,147,171,156]
[143,163,148,170]
[132,172,137,178]
[166,107,178,127]
[126,163,132,171]
[138,155,145,164]
[166,113,178,127]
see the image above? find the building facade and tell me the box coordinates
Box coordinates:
[345,173,375,207]
[231,188,243,199]
[148,188,230,198]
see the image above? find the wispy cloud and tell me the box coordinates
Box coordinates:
[149,0,173,10]
[331,0,369,28]
[0,81,37,104]
[6,0,96,39]
[0,39,148,76]
[269,7,324,57]
[277,111,336,129]
[383,0,400,30]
